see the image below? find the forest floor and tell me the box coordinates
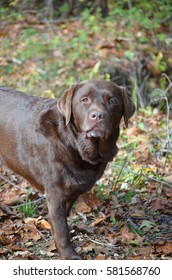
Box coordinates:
[0,12,172,260]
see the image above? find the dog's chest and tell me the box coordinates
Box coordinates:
[62,161,106,191]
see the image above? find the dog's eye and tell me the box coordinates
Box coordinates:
[109,98,118,105]
[81,97,89,103]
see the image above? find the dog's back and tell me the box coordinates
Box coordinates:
[0,87,55,191]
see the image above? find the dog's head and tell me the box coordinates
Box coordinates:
[57,80,135,140]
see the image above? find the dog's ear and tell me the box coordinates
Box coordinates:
[57,81,87,125]
[57,85,76,126]
[121,87,135,127]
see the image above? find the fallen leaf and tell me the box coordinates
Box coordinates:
[0,235,12,245]
[80,193,102,209]
[0,185,25,206]
[37,219,51,230]
[75,201,91,214]
[139,220,156,230]
[25,217,51,230]
[125,125,138,136]
[94,245,110,255]
[91,217,106,227]
[150,198,165,212]
[12,245,28,251]
[32,234,42,241]
[23,223,38,235]
[40,250,51,256]
[121,224,134,243]
[163,175,172,183]
[96,254,106,260]
[156,242,172,255]
[83,244,95,253]
[133,246,153,259]
[13,250,31,258]
[147,60,161,76]
[131,210,145,218]
[25,217,37,225]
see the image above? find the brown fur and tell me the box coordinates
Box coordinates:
[0,80,135,259]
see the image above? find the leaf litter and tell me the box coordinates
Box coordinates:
[0,117,171,260]
[0,15,172,260]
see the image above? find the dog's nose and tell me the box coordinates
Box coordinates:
[89,111,105,121]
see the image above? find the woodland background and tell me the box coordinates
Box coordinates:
[0,0,172,260]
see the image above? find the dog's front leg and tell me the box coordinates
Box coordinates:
[45,186,81,260]
[66,194,80,216]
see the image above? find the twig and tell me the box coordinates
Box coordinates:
[0,173,35,194]
[10,196,46,209]
[130,62,144,108]
[130,54,149,108]
[143,173,172,188]
[112,155,128,191]
[0,173,46,206]
[160,75,172,150]
[86,235,117,249]
[0,222,48,242]
[112,163,172,188]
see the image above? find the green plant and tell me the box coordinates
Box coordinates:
[110,1,172,30]
[2,64,14,74]
[110,216,117,225]
[82,8,102,33]
[21,28,38,38]
[123,189,136,203]
[58,2,69,15]
[17,199,37,217]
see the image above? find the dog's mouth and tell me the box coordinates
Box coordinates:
[83,125,107,140]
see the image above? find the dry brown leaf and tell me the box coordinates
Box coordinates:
[0,186,25,206]
[96,254,106,260]
[25,217,37,225]
[131,209,145,218]
[40,250,55,257]
[125,125,138,136]
[12,245,28,251]
[75,58,96,69]
[25,217,51,230]
[32,234,42,241]
[37,219,51,230]
[90,217,106,227]
[23,223,38,235]
[13,250,31,259]
[163,175,172,183]
[83,244,95,253]
[80,193,102,209]
[156,242,172,255]
[137,246,153,258]
[75,201,91,214]
[0,235,12,245]
[147,60,161,76]
[94,245,110,255]
[121,224,134,243]
[150,198,165,212]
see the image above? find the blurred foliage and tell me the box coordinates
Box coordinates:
[0,1,172,21]
[0,0,171,106]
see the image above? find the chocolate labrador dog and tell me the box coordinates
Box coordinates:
[0,80,135,259]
